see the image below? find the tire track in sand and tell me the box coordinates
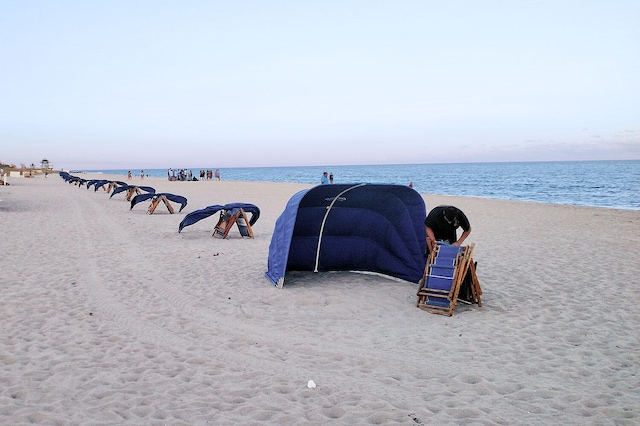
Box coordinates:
[65,187,309,376]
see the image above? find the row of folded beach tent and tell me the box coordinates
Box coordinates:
[58,171,259,237]
[59,172,481,315]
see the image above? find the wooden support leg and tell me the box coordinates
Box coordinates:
[213,211,231,238]
[147,197,161,214]
[222,213,238,238]
[469,261,482,307]
[162,196,175,214]
[236,210,254,238]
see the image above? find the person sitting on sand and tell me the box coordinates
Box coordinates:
[424,205,471,251]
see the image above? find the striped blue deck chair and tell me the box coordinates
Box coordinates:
[416,243,480,316]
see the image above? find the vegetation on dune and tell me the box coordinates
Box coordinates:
[1,159,59,176]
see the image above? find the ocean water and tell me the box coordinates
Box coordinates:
[86,160,640,210]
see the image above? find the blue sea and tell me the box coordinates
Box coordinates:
[86,160,640,210]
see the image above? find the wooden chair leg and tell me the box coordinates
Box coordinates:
[236,210,254,238]
[469,261,482,307]
[147,197,161,214]
[224,213,239,238]
[161,196,175,214]
[427,237,436,256]
[213,211,231,238]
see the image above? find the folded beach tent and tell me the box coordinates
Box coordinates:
[265,183,427,288]
[110,184,156,201]
[178,203,260,238]
[212,207,256,238]
[130,192,188,214]
[86,179,110,191]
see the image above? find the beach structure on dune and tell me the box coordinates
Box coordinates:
[265,183,428,288]
[130,193,188,214]
[178,203,260,238]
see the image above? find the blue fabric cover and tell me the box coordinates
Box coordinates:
[265,183,427,288]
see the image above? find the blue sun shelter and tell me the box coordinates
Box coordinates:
[265,183,427,288]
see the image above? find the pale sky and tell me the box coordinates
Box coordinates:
[1,0,639,170]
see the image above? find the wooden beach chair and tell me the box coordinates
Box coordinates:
[106,181,120,193]
[147,195,175,214]
[213,207,254,239]
[125,187,142,201]
[416,243,482,316]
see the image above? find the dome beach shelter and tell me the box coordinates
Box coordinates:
[265,183,427,288]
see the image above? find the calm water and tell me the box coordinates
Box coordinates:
[85,160,640,210]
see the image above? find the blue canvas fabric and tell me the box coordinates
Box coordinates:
[265,183,427,288]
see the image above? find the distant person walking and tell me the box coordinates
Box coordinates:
[329,172,334,184]
[321,171,329,184]
[140,170,144,179]
[128,171,132,180]
[214,169,221,181]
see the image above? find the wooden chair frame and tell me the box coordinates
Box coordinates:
[147,195,176,215]
[125,187,142,201]
[416,243,482,316]
[106,182,120,193]
[212,208,254,239]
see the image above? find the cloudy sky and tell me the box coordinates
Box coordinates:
[1,0,639,170]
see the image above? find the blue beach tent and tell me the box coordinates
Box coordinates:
[265,183,427,288]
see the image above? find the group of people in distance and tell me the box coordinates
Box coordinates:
[167,168,196,181]
[162,168,221,181]
[128,169,221,182]
[127,170,146,180]
[199,169,221,181]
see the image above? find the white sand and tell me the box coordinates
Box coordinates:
[1,174,638,425]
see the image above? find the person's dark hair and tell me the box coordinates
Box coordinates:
[443,206,457,222]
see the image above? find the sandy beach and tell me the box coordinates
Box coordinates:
[1,174,638,425]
